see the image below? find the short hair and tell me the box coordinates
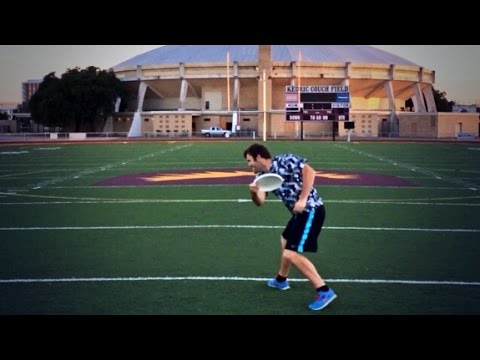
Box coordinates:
[243,143,272,160]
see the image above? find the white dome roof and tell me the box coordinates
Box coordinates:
[113,45,418,69]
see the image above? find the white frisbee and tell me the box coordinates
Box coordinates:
[254,173,284,192]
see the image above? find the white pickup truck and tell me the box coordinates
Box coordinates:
[200,126,231,137]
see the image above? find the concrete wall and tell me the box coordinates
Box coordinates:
[398,112,480,138]
[347,113,382,137]
[147,113,192,136]
[438,112,480,138]
[112,115,134,133]
[398,113,438,138]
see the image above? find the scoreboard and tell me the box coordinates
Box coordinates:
[285,85,350,121]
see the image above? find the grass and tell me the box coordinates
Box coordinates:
[0,140,479,314]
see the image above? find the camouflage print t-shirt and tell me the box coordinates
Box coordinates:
[257,153,323,213]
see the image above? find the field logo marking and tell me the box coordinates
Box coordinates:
[95,168,414,187]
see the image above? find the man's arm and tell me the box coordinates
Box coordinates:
[249,182,266,206]
[293,163,316,212]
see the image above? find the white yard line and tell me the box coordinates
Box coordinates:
[0,225,479,232]
[0,276,479,286]
[334,144,479,191]
[28,143,193,190]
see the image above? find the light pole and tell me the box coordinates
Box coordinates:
[297,50,303,141]
[263,69,267,142]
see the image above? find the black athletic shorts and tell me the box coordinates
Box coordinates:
[282,205,326,253]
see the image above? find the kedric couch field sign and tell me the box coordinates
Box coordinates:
[285,85,350,121]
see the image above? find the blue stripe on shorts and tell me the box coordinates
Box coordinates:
[298,208,315,253]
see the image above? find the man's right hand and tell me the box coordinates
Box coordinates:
[249,182,265,206]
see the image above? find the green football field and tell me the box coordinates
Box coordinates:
[0,140,479,314]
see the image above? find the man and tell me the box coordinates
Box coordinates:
[243,143,337,311]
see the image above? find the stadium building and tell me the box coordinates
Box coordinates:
[110,45,479,139]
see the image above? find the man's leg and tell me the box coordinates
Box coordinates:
[267,237,292,290]
[278,237,291,277]
[283,249,324,288]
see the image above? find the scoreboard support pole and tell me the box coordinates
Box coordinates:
[301,121,304,141]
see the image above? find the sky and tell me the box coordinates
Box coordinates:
[1,45,479,104]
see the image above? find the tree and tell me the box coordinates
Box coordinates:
[405,87,455,112]
[29,72,68,130]
[29,67,129,132]
[432,88,455,112]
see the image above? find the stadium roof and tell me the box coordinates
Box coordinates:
[113,45,418,69]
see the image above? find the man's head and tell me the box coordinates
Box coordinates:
[243,143,272,173]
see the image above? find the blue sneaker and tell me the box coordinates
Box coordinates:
[308,289,337,311]
[267,278,290,290]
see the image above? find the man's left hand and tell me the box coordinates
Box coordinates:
[293,198,307,213]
